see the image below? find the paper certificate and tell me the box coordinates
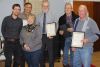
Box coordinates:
[46,23,56,37]
[23,20,28,26]
[71,32,85,47]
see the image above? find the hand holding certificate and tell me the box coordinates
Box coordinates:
[71,32,85,47]
[46,23,56,37]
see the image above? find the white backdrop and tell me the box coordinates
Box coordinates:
[49,0,73,22]
[0,0,24,36]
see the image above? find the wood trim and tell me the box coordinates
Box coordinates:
[73,1,94,18]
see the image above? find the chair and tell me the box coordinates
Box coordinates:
[0,39,6,61]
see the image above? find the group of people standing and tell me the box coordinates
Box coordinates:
[1,0,100,67]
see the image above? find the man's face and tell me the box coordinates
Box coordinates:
[65,5,72,15]
[24,4,32,14]
[12,6,21,16]
[78,7,87,19]
[42,2,49,13]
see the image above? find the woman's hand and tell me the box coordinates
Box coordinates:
[67,28,74,32]
[59,30,64,35]
[24,44,31,51]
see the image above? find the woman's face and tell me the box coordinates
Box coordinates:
[65,5,72,15]
[27,16,35,25]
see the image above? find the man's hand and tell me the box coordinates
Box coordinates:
[81,38,89,44]
[67,28,74,32]
[59,30,64,35]
[48,36,53,39]
[72,47,76,52]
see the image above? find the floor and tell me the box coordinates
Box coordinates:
[0,51,100,67]
[92,52,100,67]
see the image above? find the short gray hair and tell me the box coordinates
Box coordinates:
[65,2,72,8]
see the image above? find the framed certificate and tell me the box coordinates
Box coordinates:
[71,32,85,47]
[46,23,56,37]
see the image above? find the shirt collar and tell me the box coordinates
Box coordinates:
[10,14,19,20]
[79,17,88,22]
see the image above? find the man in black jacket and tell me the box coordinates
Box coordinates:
[58,3,79,67]
[1,4,23,67]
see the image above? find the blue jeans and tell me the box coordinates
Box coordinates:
[63,37,73,66]
[24,49,41,67]
[73,46,93,67]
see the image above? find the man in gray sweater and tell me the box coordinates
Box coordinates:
[72,5,100,67]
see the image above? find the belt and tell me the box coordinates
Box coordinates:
[5,38,19,42]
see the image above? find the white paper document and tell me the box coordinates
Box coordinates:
[71,32,85,47]
[23,20,28,26]
[46,23,56,37]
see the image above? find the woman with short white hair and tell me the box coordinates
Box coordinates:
[20,15,42,67]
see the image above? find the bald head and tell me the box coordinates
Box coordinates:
[78,5,89,19]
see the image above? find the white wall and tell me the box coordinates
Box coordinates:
[29,0,42,15]
[0,0,24,36]
[49,0,73,22]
